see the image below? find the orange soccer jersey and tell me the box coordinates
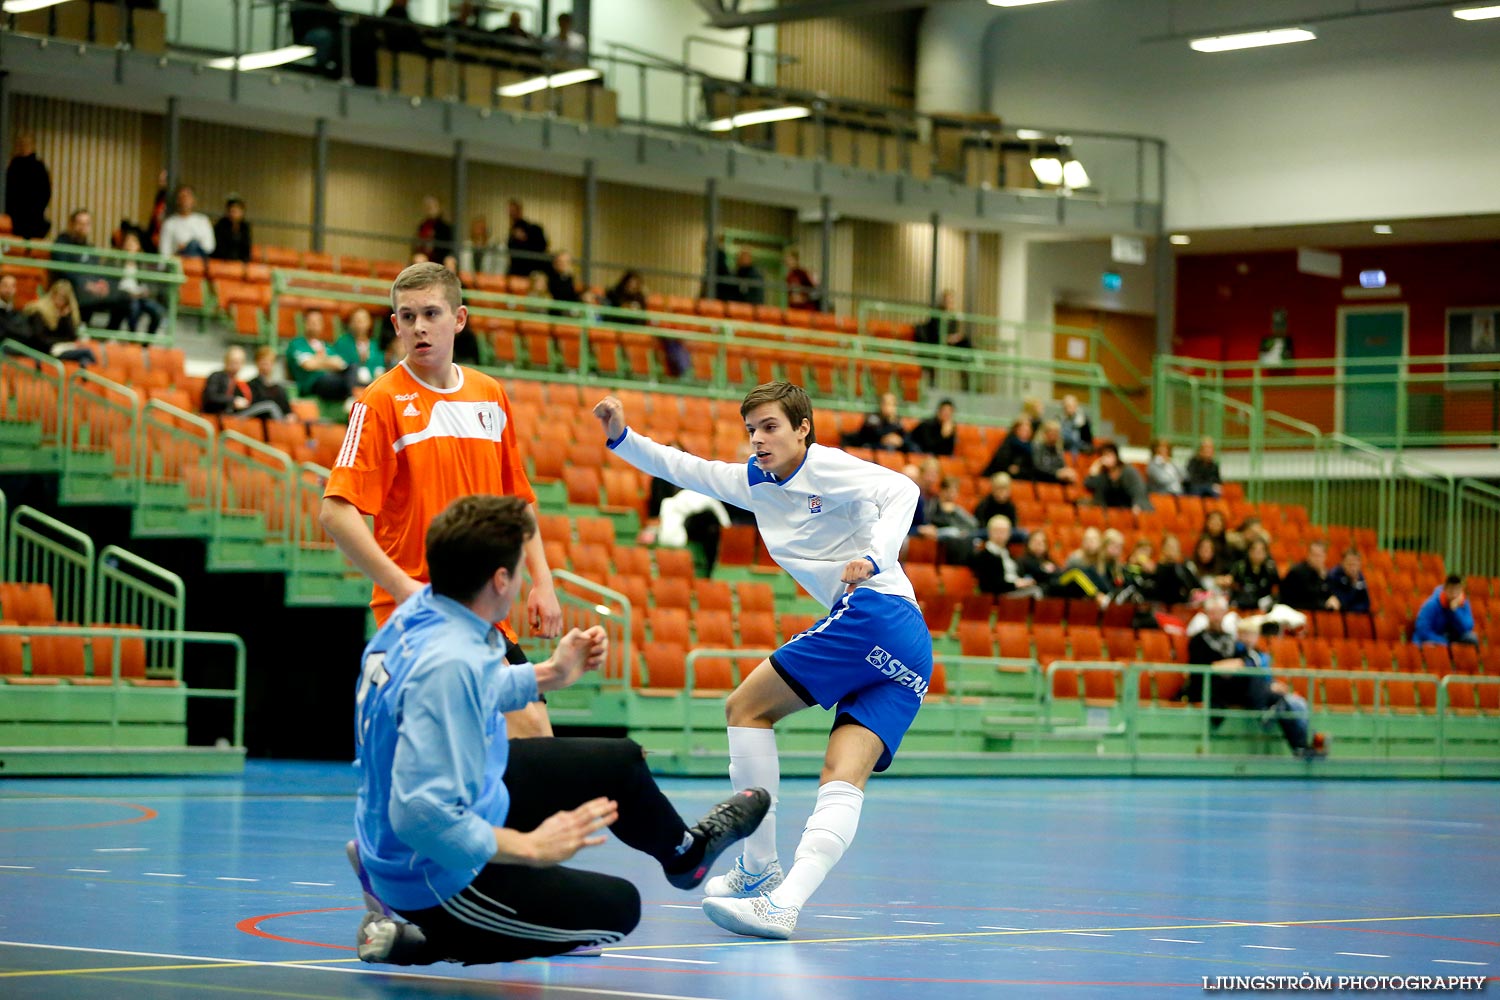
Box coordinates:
[324,361,537,625]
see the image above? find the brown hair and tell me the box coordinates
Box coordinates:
[426,495,535,603]
[740,381,815,445]
[391,261,462,312]
[253,345,277,363]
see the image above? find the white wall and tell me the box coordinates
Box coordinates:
[979,0,1500,230]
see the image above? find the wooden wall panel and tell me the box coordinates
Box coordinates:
[179,121,315,252]
[325,140,453,262]
[846,219,967,309]
[11,95,158,244]
[467,161,584,274]
[777,11,919,107]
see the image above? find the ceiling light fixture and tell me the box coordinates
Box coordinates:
[705,105,810,131]
[988,0,1065,7]
[205,45,318,71]
[1189,27,1316,52]
[497,67,601,97]
[1030,157,1063,186]
[1373,224,1393,234]
[1169,234,1192,246]
[1453,5,1500,19]
[2,0,72,12]
[1015,128,1048,141]
[1061,160,1090,188]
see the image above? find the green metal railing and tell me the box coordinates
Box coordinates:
[136,399,218,534]
[60,366,140,503]
[550,570,634,687]
[96,545,187,677]
[0,236,186,345]
[0,340,66,470]
[8,505,95,623]
[0,624,247,748]
[1454,480,1500,581]
[212,430,295,565]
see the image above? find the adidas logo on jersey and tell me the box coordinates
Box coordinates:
[402,402,420,417]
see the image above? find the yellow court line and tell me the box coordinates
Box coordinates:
[0,957,361,980]
[602,911,1500,953]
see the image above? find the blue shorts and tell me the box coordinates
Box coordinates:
[769,588,932,772]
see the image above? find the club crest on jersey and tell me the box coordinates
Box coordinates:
[808,495,822,514]
[477,409,494,435]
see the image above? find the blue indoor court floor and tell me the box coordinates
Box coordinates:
[0,764,1496,999]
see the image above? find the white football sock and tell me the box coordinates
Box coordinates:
[727,725,780,871]
[768,780,863,910]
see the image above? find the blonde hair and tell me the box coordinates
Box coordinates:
[25,280,79,331]
[390,261,462,311]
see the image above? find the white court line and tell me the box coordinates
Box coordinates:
[1433,960,1487,966]
[814,915,860,920]
[894,920,941,926]
[1152,938,1202,944]
[660,904,700,911]
[1064,932,1112,938]
[0,940,725,1000]
[978,926,1025,931]
[94,848,147,853]
[142,872,184,878]
[608,954,717,965]
[0,865,35,870]
[292,881,335,887]
[1337,952,1390,958]
[1243,945,1295,951]
[66,869,108,874]
[215,877,258,882]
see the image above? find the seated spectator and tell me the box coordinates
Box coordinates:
[1123,538,1157,597]
[1152,535,1199,607]
[607,270,647,314]
[549,11,587,65]
[981,418,1034,479]
[203,345,281,420]
[1084,443,1152,512]
[844,392,909,452]
[1189,535,1230,594]
[505,200,548,277]
[1021,397,1045,434]
[1017,529,1059,594]
[1201,509,1231,566]
[1228,537,1279,612]
[1098,528,1127,594]
[413,195,454,262]
[460,216,500,276]
[1327,548,1371,615]
[287,310,356,403]
[1066,526,1103,572]
[1412,575,1478,647]
[247,345,296,421]
[547,251,590,307]
[335,308,384,387]
[1185,436,1223,497]
[973,472,1017,529]
[1146,437,1184,495]
[21,280,96,366]
[527,270,551,301]
[927,476,978,563]
[1030,420,1078,484]
[496,10,532,45]
[722,249,765,306]
[1054,526,1111,601]
[640,448,732,576]
[114,231,166,335]
[917,290,971,387]
[908,399,956,456]
[1280,540,1340,612]
[211,196,252,262]
[51,208,127,325]
[159,185,216,258]
[1059,394,1093,454]
[970,515,1035,596]
[783,249,819,311]
[1227,516,1271,562]
[903,464,930,538]
[0,274,27,341]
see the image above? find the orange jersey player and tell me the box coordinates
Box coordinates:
[320,262,562,736]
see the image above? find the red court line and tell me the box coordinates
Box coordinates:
[236,907,360,951]
[0,798,159,834]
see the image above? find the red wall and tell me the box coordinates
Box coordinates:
[1174,240,1500,364]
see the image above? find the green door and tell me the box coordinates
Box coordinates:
[1342,310,1405,442]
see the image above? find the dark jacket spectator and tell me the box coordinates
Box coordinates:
[1327,550,1371,615]
[1412,578,1478,647]
[212,198,253,262]
[201,345,254,416]
[1228,540,1279,612]
[970,516,1031,596]
[926,477,979,564]
[1152,536,1199,607]
[722,249,764,305]
[1030,421,1077,484]
[1017,531,1059,593]
[289,0,342,76]
[505,200,548,277]
[917,289,970,351]
[1280,542,1338,611]
[547,251,587,308]
[0,274,28,341]
[51,209,126,322]
[973,472,1018,530]
[1083,444,1153,511]
[4,134,51,239]
[982,420,1035,479]
[1185,437,1223,497]
[908,400,956,456]
[413,195,454,262]
[606,271,647,314]
[1059,394,1093,453]
[843,392,908,451]
[248,345,294,420]
[380,0,426,53]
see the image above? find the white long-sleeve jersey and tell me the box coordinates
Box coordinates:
[608,428,919,609]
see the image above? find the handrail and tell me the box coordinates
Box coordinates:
[681,647,776,742]
[8,504,96,624]
[62,367,141,501]
[96,544,188,677]
[550,569,636,689]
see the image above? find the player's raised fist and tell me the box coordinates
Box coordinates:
[593,396,626,440]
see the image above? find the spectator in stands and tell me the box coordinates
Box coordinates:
[1153,535,1199,607]
[21,280,96,366]
[527,270,551,299]
[1054,526,1113,602]
[114,231,166,334]
[1021,398,1045,434]
[248,345,295,422]
[783,249,819,311]
[1227,516,1271,560]
[380,0,425,54]
[970,515,1035,597]
[1084,443,1152,512]
[51,208,127,326]
[982,418,1034,480]
[1201,509,1231,566]
[1185,436,1223,497]
[549,12,587,64]
[725,249,765,306]
[1146,437,1184,495]
[903,463,931,538]
[1059,394,1092,454]
[288,309,356,404]
[4,132,51,240]
[844,392,909,451]
[1123,538,1156,597]
[972,472,1017,529]
[1413,575,1478,647]
[1328,548,1370,614]
[159,185,215,258]
[0,274,26,341]
[1018,529,1059,594]
[607,270,647,314]
[289,0,341,77]
[1031,420,1078,484]
[446,0,480,30]
[496,10,532,44]
[918,289,969,353]
[908,399,957,456]
[641,448,732,576]
[914,456,942,519]
[414,196,455,263]
[706,235,735,301]
[547,251,591,308]
[1189,536,1230,594]
[212,196,252,262]
[1280,540,1340,611]
[335,308,384,387]
[145,168,168,253]
[505,200,548,277]
[926,476,979,564]
[460,216,501,276]
[1228,537,1279,612]
[202,344,281,420]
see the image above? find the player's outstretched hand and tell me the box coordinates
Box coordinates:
[526,797,618,866]
[841,558,875,593]
[593,396,626,441]
[537,626,609,692]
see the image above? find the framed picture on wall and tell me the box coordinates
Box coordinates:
[1446,307,1500,384]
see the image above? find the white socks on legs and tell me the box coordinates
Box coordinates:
[768,780,864,910]
[727,726,780,871]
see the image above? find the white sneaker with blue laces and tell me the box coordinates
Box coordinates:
[702,856,783,898]
[702,893,799,940]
